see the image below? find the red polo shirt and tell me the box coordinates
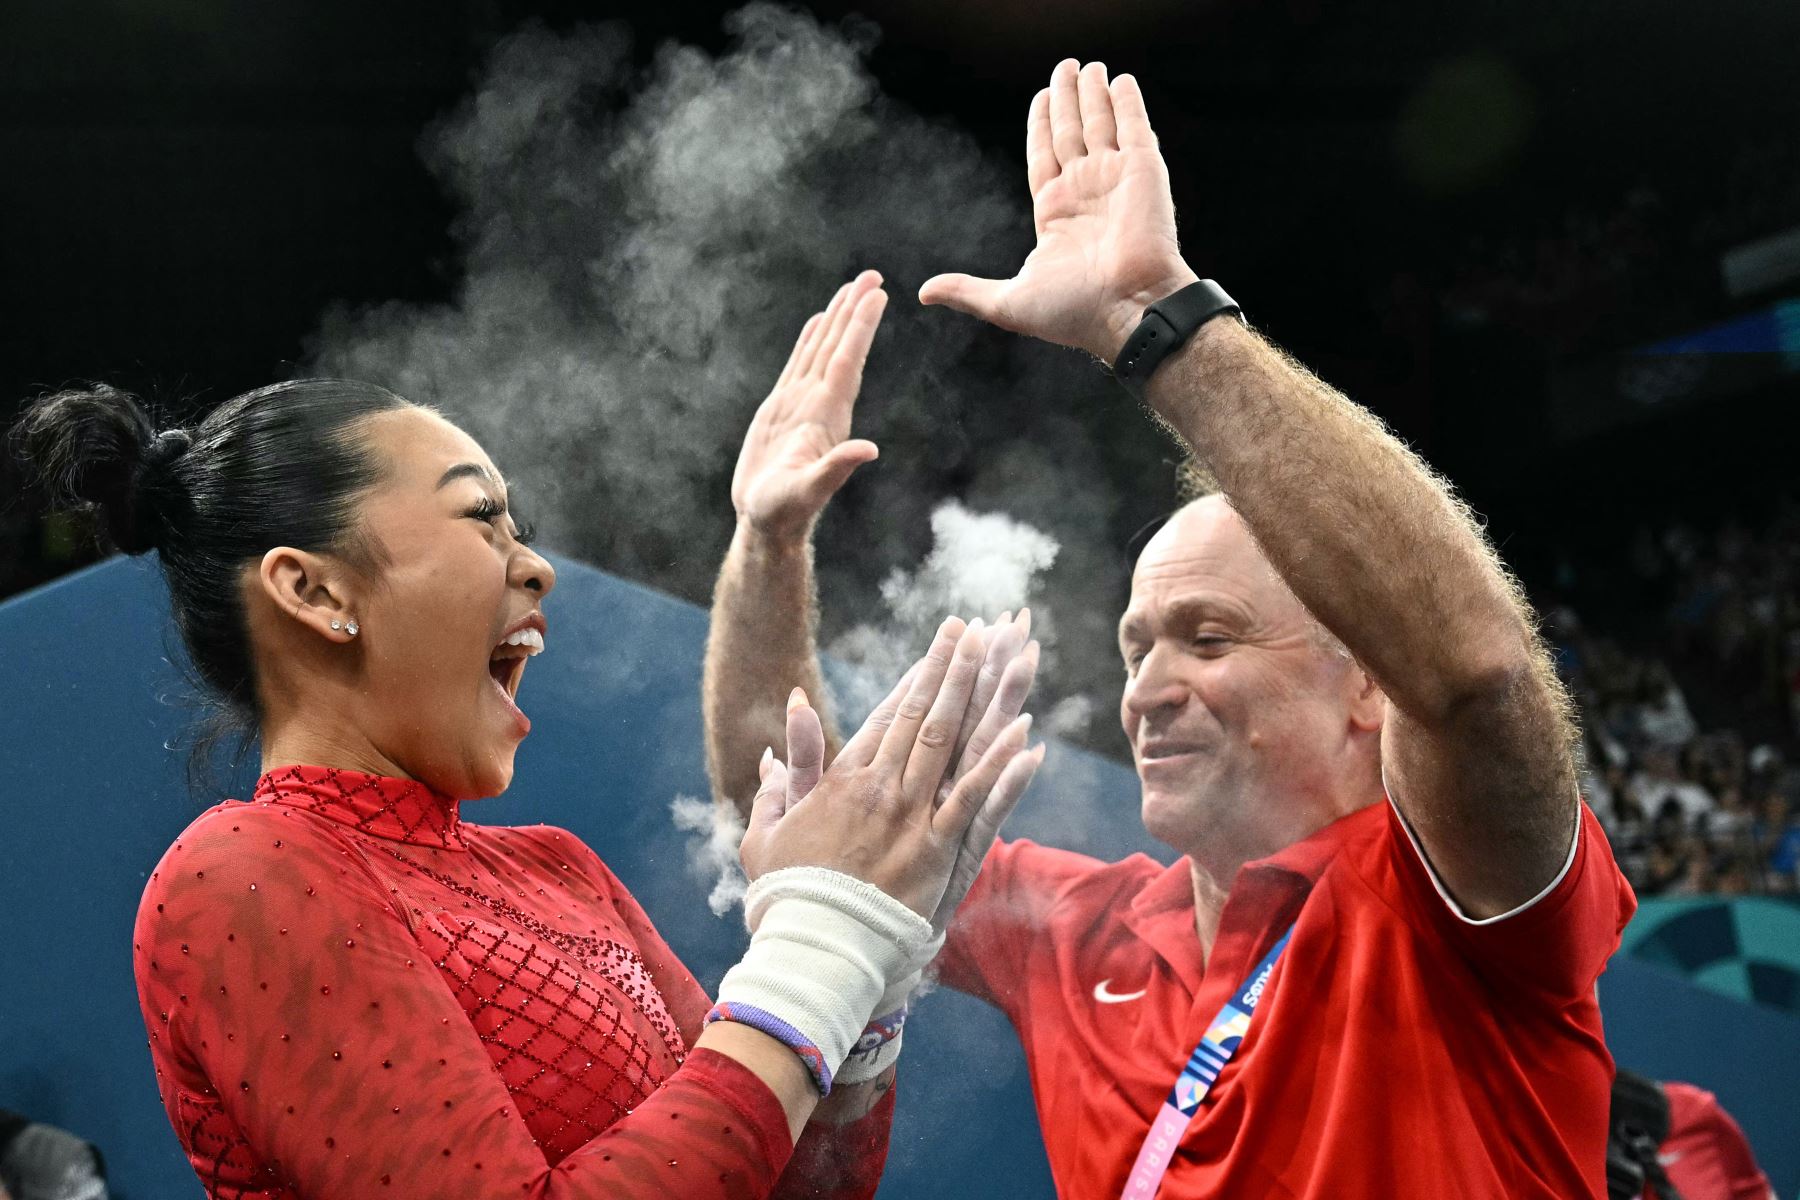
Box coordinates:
[939,798,1635,1198]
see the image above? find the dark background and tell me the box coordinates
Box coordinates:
[3,4,1798,1189]
[4,0,1798,714]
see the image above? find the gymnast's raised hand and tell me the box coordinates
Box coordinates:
[919,59,1199,363]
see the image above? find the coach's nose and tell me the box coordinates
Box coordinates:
[1121,644,1191,728]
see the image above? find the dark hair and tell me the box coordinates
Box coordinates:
[11,379,413,766]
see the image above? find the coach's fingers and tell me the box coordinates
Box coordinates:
[1048,58,1085,166]
[785,689,826,804]
[815,271,882,377]
[1025,87,1057,197]
[795,282,852,377]
[775,312,824,391]
[972,741,1044,851]
[949,620,1027,784]
[916,273,1015,329]
[1078,61,1117,152]
[931,736,1046,932]
[873,617,966,770]
[948,639,1039,796]
[1110,73,1158,151]
[837,660,922,770]
[967,618,1027,733]
[899,620,990,797]
[962,742,1044,869]
[821,287,887,399]
[798,439,879,508]
[933,714,1033,842]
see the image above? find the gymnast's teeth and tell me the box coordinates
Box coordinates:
[501,629,545,654]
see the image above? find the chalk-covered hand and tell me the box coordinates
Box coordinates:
[753,612,1044,934]
[739,618,1040,919]
[933,608,1041,933]
[731,271,887,544]
[919,60,1198,364]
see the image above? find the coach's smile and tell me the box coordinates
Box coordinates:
[1137,738,1205,767]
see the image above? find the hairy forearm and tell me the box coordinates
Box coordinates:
[1147,318,1550,722]
[1147,316,1577,912]
[703,522,843,822]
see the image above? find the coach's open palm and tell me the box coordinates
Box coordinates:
[731,271,886,543]
[740,617,1043,921]
[749,612,1042,932]
[919,60,1198,364]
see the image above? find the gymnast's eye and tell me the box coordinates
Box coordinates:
[464,496,535,546]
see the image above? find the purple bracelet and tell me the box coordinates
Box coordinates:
[705,1001,833,1094]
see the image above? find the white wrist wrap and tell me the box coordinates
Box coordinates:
[835,928,946,1085]
[710,867,934,1093]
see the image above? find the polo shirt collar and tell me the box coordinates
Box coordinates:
[1122,805,1375,992]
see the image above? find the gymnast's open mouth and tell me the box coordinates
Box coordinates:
[488,621,545,699]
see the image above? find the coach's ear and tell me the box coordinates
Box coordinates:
[1347,665,1385,733]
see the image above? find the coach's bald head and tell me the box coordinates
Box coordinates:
[1118,495,1385,869]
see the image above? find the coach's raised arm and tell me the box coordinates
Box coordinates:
[705,56,1636,1200]
[922,59,1576,921]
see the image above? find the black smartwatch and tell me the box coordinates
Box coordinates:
[1111,280,1244,401]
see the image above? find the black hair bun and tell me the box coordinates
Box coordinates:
[11,384,187,555]
[145,428,194,471]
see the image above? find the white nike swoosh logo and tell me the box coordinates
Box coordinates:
[1656,1151,1685,1167]
[1094,978,1147,1004]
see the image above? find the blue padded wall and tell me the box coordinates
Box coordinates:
[1,555,1794,1198]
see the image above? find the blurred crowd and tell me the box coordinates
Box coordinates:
[1440,134,1800,357]
[1552,501,1800,895]
[1441,182,1674,356]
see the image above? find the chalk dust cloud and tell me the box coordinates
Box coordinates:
[308,5,1184,858]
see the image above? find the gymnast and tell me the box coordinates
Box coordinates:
[12,299,1042,1199]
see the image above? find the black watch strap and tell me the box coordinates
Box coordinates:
[1111,280,1243,400]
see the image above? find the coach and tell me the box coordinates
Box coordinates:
[704,60,1635,1199]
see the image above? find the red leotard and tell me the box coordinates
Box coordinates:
[133,764,892,1199]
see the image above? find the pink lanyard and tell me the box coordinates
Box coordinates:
[1119,924,1293,1199]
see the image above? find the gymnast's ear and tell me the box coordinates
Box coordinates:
[256,546,358,644]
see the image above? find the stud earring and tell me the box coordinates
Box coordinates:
[330,619,343,631]
[346,621,360,637]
